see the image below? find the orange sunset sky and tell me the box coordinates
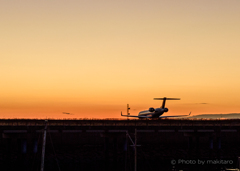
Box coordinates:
[1,0,240,119]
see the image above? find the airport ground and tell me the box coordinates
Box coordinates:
[0,119,240,171]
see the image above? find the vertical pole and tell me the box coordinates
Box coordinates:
[125,132,128,171]
[135,128,137,171]
[40,120,48,171]
[127,104,130,119]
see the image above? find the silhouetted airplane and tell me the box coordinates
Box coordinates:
[62,112,74,115]
[121,97,191,118]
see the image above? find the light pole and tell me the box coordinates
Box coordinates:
[40,120,48,171]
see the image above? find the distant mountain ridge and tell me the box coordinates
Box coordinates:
[188,113,240,119]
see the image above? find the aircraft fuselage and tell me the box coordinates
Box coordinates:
[138,108,168,118]
[121,97,189,119]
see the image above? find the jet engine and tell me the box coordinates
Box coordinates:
[149,107,155,112]
[164,108,168,112]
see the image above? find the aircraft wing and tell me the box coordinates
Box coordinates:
[159,112,191,118]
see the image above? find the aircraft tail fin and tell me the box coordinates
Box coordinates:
[154,97,180,108]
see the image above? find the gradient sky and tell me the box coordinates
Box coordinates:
[1,0,240,119]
